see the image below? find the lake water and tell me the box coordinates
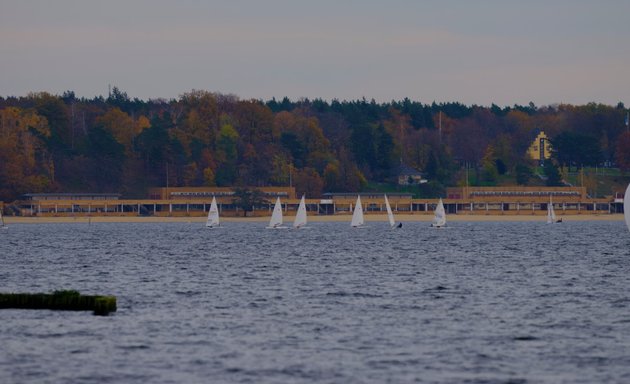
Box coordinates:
[1,221,629,383]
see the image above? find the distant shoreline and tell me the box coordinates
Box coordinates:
[3,214,623,224]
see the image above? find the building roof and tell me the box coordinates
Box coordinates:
[322,192,413,198]
[22,193,121,200]
[528,128,548,141]
[23,193,121,197]
[397,163,424,177]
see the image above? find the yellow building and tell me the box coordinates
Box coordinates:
[527,131,553,164]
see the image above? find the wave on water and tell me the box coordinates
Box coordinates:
[1,221,629,383]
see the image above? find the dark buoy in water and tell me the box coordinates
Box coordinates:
[397,222,402,228]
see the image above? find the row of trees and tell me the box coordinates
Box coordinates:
[1,89,629,202]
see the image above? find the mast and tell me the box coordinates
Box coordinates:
[439,111,442,143]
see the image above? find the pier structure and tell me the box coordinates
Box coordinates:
[9,186,618,218]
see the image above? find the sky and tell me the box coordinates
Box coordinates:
[1,0,629,107]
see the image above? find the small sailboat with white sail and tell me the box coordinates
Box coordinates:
[384,194,401,229]
[267,196,286,229]
[293,195,308,229]
[430,198,446,228]
[351,195,366,228]
[546,197,561,224]
[624,183,630,232]
[205,196,220,228]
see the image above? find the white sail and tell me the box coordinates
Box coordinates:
[206,196,220,228]
[547,198,556,224]
[293,195,308,228]
[384,194,396,228]
[624,183,630,232]
[0,210,6,229]
[351,195,365,227]
[431,198,446,227]
[268,197,284,228]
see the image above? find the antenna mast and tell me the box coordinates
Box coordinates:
[439,111,442,143]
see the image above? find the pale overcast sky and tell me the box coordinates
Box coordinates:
[1,0,629,106]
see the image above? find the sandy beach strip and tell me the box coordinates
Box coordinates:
[2,213,623,224]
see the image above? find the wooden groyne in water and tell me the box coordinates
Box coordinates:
[0,290,117,316]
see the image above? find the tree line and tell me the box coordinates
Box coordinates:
[1,88,629,202]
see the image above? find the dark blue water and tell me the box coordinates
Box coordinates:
[1,221,630,383]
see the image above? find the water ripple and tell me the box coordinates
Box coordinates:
[1,220,629,383]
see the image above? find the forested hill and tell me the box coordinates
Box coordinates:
[1,89,629,202]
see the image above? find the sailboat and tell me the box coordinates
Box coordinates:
[267,196,286,229]
[0,210,7,230]
[431,198,446,228]
[624,183,630,232]
[351,195,366,228]
[293,195,308,229]
[384,194,400,229]
[205,196,220,228]
[546,197,561,224]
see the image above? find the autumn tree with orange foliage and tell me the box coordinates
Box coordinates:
[0,107,53,200]
[0,90,628,201]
